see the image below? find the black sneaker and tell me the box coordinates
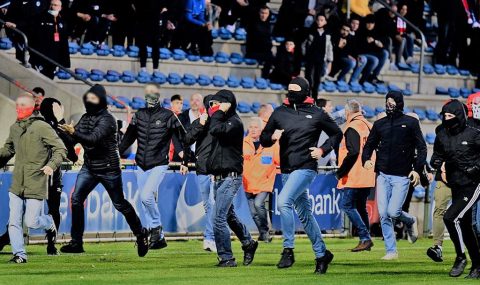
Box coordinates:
[242,240,258,266]
[426,245,443,262]
[0,229,9,252]
[46,221,57,250]
[314,250,334,275]
[9,255,27,263]
[450,256,467,277]
[149,226,168,250]
[277,248,295,269]
[47,244,59,256]
[465,267,480,279]
[258,233,273,243]
[216,258,237,267]
[60,240,85,254]
[136,228,149,257]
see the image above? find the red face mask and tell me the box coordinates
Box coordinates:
[208,105,221,117]
[16,106,35,120]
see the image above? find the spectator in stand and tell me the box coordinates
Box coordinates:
[70,0,117,45]
[397,3,415,64]
[357,14,389,84]
[303,14,333,98]
[269,40,297,86]
[111,0,135,47]
[0,1,9,22]
[5,0,49,64]
[184,0,213,56]
[171,94,184,115]
[257,103,274,126]
[30,0,70,79]
[346,15,369,83]
[243,117,280,243]
[316,98,338,167]
[245,6,273,79]
[375,4,403,67]
[403,0,424,34]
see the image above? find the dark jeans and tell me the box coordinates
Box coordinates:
[245,192,270,235]
[137,28,160,69]
[339,188,371,241]
[305,61,325,97]
[70,166,143,243]
[213,176,252,261]
[47,169,63,230]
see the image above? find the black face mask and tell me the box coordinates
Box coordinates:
[443,117,461,130]
[385,102,397,115]
[287,91,307,105]
[85,101,102,114]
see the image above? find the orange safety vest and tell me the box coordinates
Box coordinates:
[337,113,376,189]
[242,136,280,194]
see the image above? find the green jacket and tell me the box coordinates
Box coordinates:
[0,115,67,199]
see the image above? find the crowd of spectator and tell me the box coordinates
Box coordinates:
[0,0,479,91]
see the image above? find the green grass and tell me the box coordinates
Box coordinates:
[0,238,476,284]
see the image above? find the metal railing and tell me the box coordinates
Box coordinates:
[374,0,426,94]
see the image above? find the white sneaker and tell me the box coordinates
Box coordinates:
[406,216,418,244]
[203,239,217,253]
[381,252,399,260]
[226,25,236,34]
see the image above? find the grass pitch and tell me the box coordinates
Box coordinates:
[0,238,476,285]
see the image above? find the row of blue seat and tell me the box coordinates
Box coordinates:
[435,87,480,98]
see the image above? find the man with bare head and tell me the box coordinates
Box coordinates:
[0,93,66,263]
[258,104,274,125]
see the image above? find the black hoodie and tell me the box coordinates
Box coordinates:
[362,91,427,176]
[206,90,244,175]
[431,100,480,187]
[40,98,78,163]
[72,84,120,173]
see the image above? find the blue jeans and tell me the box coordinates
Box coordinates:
[472,200,480,236]
[372,50,389,77]
[340,188,371,242]
[349,55,368,83]
[71,166,143,242]
[246,192,270,235]
[213,176,252,261]
[198,174,215,241]
[376,172,414,253]
[278,169,326,258]
[136,165,168,230]
[357,54,379,82]
[9,192,54,259]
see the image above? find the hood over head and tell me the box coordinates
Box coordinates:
[83,84,107,114]
[441,99,467,134]
[385,90,404,116]
[40,97,61,127]
[211,89,237,116]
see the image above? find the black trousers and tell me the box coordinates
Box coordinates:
[47,169,63,230]
[70,166,143,243]
[304,61,325,97]
[137,26,160,69]
[444,183,480,267]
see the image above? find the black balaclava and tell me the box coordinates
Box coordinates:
[83,84,107,114]
[40,97,61,127]
[385,90,404,116]
[441,99,467,135]
[287,77,310,105]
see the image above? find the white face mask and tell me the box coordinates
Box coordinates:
[472,103,480,120]
[48,9,59,16]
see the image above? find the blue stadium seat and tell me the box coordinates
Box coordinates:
[269,102,279,109]
[251,101,261,113]
[172,49,186,60]
[375,106,385,115]
[410,63,420,74]
[337,81,349,93]
[160,48,172,60]
[168,73,182,85]
[127,45,139,57]
[270,83,283,90]
[152,71,167,84]
[131,101,144,110]
[122,70,136,83]
[96,44,110,56]
[227,75,240,88]
[241,77,254,89]
[215,52,229,63]
[68,41,79,54]
[116,96,131,109]
[460,88,471,98]
[334,105,344,112]
[56,70,71,80]
[146,46,152,58]
[112,45,126,57]
[459,69,470,76]
[212,75,226,87]
[388,84,401,92]
[132,96,146,105]
[234,28,247,41]
[322,81,336,92]
[230,52,243,64]
[434,64,446,75]
[244,58,258,65]
[218,27,232,40]
[413,108,426,120]
[448,87,460,98]
[423,64,434,74]
[255,78,268,89]
[375,84,388,94]
[397,62,410,71]
[402,89,413,96]
[274,37,285,43]
[362,82,375,94]
[162,98,171,109]
[435,86,448,95]
[202,56,215,63]
[198,74,211,86]
[105,70,120,82]
[80,43,95,55]
[426,109,439,121]
[187,54,201,62]
[89,69,105,81]
[446,65,458,76]
[182,73,197,85]
[106,96,115,106]
[237,101,251,113]
[183,100,190,110]
[211,28,219,39]
[425,133,436,145]
[136,71,151,83]
[350,82,362,93]
[403,107,411,114]
[363,106,375,119]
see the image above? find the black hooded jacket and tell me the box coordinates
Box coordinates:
[206,90,244,175]
[119,103,184,171]
[362,91,427,176]
[431,100,480,187]
[72,84,121,173]
[40,98,78,163]
[183,95,214,175]
[260,98,342,174]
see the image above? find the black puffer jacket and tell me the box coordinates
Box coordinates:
[184,95,214,175]
[260,98,342,174]
[207,90,244,175]
[431,100,480,187]
[73,85,120,173]
[362,91,427,176]
[119,104,184,171]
